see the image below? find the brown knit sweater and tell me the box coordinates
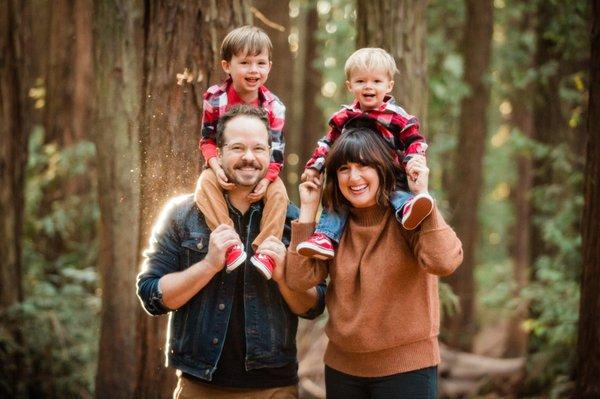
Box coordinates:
[286,205,463,377]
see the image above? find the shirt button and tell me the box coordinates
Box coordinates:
[218,303,225,310]
[212,338,219,345]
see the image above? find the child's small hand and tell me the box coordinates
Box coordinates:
[301,168,321,185]
[214,165,235,190]
[406,156,429,194]
[407,155,426,182]
[247,178,270,202]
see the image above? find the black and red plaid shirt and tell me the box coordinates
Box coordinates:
[305,96,427,173]
[199,78,286,182]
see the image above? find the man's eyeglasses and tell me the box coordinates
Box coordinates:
[222,143,270,156]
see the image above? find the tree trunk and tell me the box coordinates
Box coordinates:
[93,1,249,398]
[136,2,249,397]
[299,6,324,176]
[93,1,144,398]
[33,0,94,264]
[530,1,565,264]
[252,1,297,198]
[0,0,29,396]
[505,95,533,357]
[444,0,493,351]
[356,0,428,122]
[575,1,600,396]
[504,3,535,358]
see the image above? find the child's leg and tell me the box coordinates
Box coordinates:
[391,168,413,221]
[194,168,234,231]
[392,188,434,230]
[252,177,289,250]
[296,206,348,259]
[390,190,414,222]
[315,206,349,245]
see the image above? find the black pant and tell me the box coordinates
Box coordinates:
[325,365,438,399]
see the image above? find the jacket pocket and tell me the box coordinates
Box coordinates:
[181,236,209,268]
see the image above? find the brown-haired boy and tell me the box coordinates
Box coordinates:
[194,25,287,279]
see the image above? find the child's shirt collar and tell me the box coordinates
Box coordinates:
[222,77,274,107]
[344,95,394,113]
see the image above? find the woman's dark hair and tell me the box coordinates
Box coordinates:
[323,117,399,210]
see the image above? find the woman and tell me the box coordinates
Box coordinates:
[286,123,463,398]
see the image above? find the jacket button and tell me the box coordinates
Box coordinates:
[212,338,219,345]
[218,303,225,310]
[196,241,204,250]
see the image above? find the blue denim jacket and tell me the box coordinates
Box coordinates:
[136,194,326,381]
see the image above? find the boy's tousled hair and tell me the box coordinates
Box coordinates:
[221,25,273,62]
[323,117,399,211]
[344,48,398,80]
[216,104,271,148]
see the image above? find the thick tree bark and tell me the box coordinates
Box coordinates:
[93,1,145,398]
[252,1,297,198]
[0,1,29,396]
[575,2,600,396]
[444,0,493,351]
[136,3,249,397]
[356,0,428,123]
[93,2,249,398]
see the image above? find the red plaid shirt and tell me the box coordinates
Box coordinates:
[305,96,427,173]
[199,78,286,182]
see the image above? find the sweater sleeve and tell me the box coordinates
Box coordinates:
[285,221,330,292]
[410,206,463,276]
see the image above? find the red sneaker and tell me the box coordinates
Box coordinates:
[401,193,434,230]
[296,233,334,260]
[250,253,276,280]
[225,243,247,273]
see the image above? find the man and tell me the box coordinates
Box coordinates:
[137,104,326,398]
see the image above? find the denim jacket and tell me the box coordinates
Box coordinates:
[136,194,326,381]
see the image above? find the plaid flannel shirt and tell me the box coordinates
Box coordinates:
[305,96,427,173]
[199,78,286,182]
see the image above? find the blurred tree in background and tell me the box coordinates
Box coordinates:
[0,0,596,397]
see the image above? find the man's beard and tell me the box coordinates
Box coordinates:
[224,159,265,187]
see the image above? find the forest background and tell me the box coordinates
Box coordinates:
[1,0,599,398]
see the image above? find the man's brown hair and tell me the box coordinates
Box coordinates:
[216,104,271,148]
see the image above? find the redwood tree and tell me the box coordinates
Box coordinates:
[444,0,494,350]
[0,1,28,396]
[575,1,600,395]
[93,2,250,398]
[356,0,428,120]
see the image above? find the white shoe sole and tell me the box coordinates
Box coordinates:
[250,256,272,279]
[226,252,247,273]
[296,242,334,260]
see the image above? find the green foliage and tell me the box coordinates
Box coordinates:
[426,0,468,203]
[312,0,356,119]
[523,140,583,395]
[0,127,100,398]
